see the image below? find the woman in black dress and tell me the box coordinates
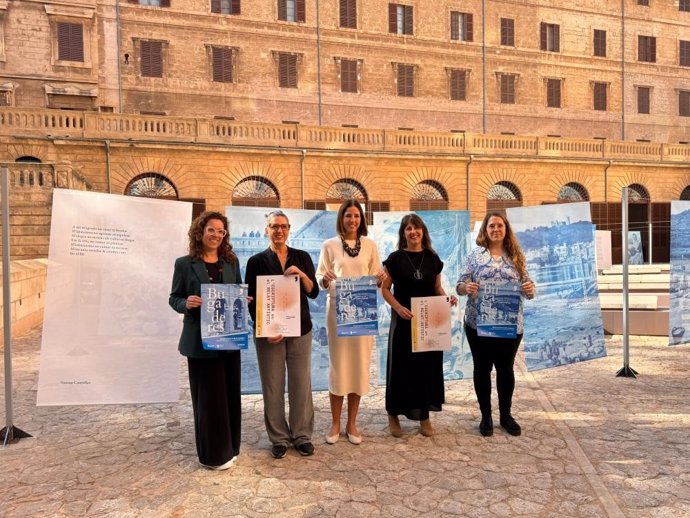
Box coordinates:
[381,214,457,437]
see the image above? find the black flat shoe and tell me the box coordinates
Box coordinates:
[271,444,288,459]
[479,416,493,437]
[296,441,315,456]
[500,415,522,436]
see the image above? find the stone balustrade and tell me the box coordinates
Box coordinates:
[1,107,689,162]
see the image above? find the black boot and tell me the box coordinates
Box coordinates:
[479,414,493,437]
[500,414,522,436]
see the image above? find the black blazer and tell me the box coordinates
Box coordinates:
[169,255,242,359]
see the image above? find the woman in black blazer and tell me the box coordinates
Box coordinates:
[169,211,242,470]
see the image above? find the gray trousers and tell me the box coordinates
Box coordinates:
[255,331,314,446]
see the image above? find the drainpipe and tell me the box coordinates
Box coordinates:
[315,0,323,126]
[604,159,612,203]
[105,140,112,193]
[620,0,625,140]
[116,0,123,113]
[481,0,486,133]
[300,149,306,207]
[466,155,473,211]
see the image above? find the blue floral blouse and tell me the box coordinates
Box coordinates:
[458,247,529,333]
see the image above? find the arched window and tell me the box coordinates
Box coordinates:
[232,176,280,207]
[15,156,41,163]
[410,180,449,211]
[487,181,522,213]
[125,173,178,199]
[326,178,368,203]
[557,182,590,202]
[680,186,690,201]
[626,183,650,203]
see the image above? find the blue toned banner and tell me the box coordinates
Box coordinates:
[507,202,606,371]
[477,280,520,338]
[669,201,690,346]
[335,276,379,337]
[373,210,472,384]
[200,283,249,351]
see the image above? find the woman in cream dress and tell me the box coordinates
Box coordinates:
[316,199,385,445]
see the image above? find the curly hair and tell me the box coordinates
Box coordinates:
[396,214,437,255]
[336,199,368,237]
[187,211,236,262]
[476,212,527,279]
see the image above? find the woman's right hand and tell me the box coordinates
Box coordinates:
[395,305,413,320]
[464,282,480,297]
[185,295,202,309]
[322,271,337,288]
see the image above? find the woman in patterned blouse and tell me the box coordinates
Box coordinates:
[456,212,535,437]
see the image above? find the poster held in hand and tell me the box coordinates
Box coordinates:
[255,274,301,337]
[411,296,452,352]
[201,283,249,350]
[336,276,379,337]
[477,280,521,338]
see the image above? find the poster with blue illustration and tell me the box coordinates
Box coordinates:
[228,206,336,394]
[200,283,249,350]
[477,280,520,338]
[372,210,472,384]
[336,276,378,336]
[669,200,690,346]
[628,231,644,265]
[507,202,606,370]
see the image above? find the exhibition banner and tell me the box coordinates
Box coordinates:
[411,296,452,352]
[200,283,249,350]
[669,200,690,346]
[37,190,191,405]
[255,274,301,337]
[335,276,379,337]
[507,202,607,371]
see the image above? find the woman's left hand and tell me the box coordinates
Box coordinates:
[375,269,387,286]
[284,266,303,279]
[521,279,536,299]
[449,295,458,307]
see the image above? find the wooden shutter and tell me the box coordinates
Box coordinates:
[450,12,459,40]
[540,22,547,50]
[553,24,560,52]
[501,18,514,46]
[340,0,356,28]
[594,83,606,111]
[279,53,297,88]
[58,23,84,62]
[141,40,162,78]
[278,0,287,21]
[465,13,473,42]
[547,79,560,107]
[397,64,413,97]
[212,47,233,82]
[232,0,240,14]
[160,0,171,7]
[450,70,466,101]
[211,0,220,13]
[680,91,690,117]
[296,0,305,22]
[388,4,397,33]
[501,75,514,104]
[341,59,357,93]
[403,6,413,35]
[680,41,690,66]
[637,87,650,114]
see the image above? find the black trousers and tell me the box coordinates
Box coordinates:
[465,324,522,417]
[187,352,241,466]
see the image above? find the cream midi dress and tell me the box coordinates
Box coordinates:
[316,236,382,396]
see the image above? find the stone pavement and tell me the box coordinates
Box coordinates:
[1,328,689,518]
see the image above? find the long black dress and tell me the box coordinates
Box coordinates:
[383,249,445,421]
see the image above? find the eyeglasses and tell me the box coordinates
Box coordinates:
[268,224,290,231]
[205,227,227,237]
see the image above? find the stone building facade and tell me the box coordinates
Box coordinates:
[0,1,689,261]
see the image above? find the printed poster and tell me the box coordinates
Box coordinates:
[507,202,606,371]
[336,276,378,337]
[255,274,301,337]
[411,296,452,352]
[200,283,249,350]
[477,280,520,338]
[669,200,690,346]
[37,190,190,405]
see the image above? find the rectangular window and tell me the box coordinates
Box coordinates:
[637,87,650,114]
[340,0,356,28]
[500,18,515,46]
[593,82,607,111]
[681,0,690,12]
[680,40,690,66]
[389,4,413,35]
[140,40,163,78]
[278,0,305,22]
[211,0,240,14]
[278,53,298,88]
[638,35,656,62]
[450,12,473,42]
[638,0,649,5]
[546,78,561,108]
[680,91,690,117]
[212,47,234,83]
[593,29,607,57]
[57,22,84,62]
[540,23,560,52]
[449,69,467,101]
[340,59,358,93]
[500,74,515,104]
[396,64,414,97]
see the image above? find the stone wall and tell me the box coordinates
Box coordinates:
[0,259,47,343]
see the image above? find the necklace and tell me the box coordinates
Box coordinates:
[404,250,425,280]
[341,236,361,258]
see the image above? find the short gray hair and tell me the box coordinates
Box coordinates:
[265,210,289,226]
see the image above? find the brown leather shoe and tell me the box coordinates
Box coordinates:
[420,419,433,437]
[388,415,403,437]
